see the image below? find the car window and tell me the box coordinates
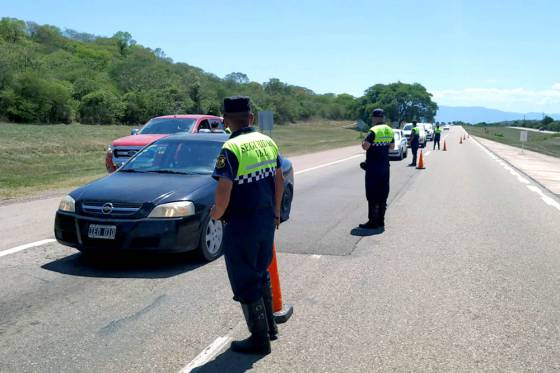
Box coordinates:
[209,119,224,131]
[121,141,223,174]
[139,118,197,134]
[198,120,210,131]
[403,124,412,131]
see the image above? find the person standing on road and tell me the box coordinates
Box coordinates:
[433,124,442,150]
[211,96,284,355]
[408,121,420,166]
[359,108,395,230]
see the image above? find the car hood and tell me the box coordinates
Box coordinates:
[72,172,215,205]
[112,134,168,147]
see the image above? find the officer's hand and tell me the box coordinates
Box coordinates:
[275,215,281,229]
[210,205,222,220]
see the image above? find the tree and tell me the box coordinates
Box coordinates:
[0,73,74,123]
[542,115,554,125]
[0,18,27,43]
[113,31,136,56]
[357,82,438,123]
[225,72,250,84]
[79,90,124,124]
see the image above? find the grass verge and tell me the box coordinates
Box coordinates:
[0,120,361,199]
[465,126,560,158]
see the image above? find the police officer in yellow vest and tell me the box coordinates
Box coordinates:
[211,96,284,355]
[433,124,442,150]
[360,108,395,230]
[408,120,420,166]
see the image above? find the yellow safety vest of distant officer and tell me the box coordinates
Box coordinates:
[359,108,395,230]
[211,96,284,355]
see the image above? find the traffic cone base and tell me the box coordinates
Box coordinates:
[417,150,425,169]
[269,242,293,324]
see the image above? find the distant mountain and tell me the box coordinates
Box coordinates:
[435,106,560,124]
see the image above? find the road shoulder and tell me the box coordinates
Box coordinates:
[473,136,560,195]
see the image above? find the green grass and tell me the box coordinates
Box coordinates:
[465,126,560,158]
[0,120,361,199]
[270,120,362,155]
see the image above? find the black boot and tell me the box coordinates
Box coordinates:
[360,204,380,229]
[231,298,271,355]
[262,275,278,340]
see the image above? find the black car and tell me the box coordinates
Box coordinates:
[54,133,294,261]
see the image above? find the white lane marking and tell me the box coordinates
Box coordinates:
[179,335,232,372]
[295,154,363,175]
[311,254,322,259]
[424,151,432,157]
[0,239,56,258]
[472,137,560,211]
[527,185,560,212]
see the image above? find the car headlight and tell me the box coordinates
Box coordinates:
[107,144,113,153]
[148,201,195,218]
[58,195,75,212]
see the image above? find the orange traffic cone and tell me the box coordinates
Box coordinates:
[460,137,463,144]
[269,242,293,323]
[443,140,447,151]
[417,150,425,169]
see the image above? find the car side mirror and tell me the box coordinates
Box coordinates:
[131,128,139,135]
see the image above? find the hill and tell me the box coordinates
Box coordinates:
[435,105,560,124]
[0,18,355,125]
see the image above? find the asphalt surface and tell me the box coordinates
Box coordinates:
[1,127,560,372]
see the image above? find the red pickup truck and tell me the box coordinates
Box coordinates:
[106,114,224,172]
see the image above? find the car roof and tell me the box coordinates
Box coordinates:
[152,114,223,120]
[159,133,230,143]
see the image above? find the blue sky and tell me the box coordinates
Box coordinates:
[2,0,560,112]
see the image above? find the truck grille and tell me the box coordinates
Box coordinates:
[113,148,139,158]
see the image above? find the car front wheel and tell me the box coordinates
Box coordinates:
[199,217,224,261]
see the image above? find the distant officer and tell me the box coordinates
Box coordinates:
[408,121,420,166]
[433,124,442,150]
[211,96,284,355]
[360,108,395,229]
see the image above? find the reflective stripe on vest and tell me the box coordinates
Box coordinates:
[369,124,395,146]
[223,131,279,184]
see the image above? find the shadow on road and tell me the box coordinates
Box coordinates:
[350,226,385,237]
[192,348,265,373]
[41,251,209,279]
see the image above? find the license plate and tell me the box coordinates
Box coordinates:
[88,224,116,240]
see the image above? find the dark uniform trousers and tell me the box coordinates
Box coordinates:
[365,167,390,222]
[433,135,441,150]
[223,210,276,304]
[411,144,419,165]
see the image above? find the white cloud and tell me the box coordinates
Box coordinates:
[431,84,560,113]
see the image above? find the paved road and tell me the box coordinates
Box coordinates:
[1,127,560,372]
[509,126,559,134]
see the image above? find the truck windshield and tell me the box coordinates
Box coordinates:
[139,118,197,134]
[120,140,223,175]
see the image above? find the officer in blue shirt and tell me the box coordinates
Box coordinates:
[211,96,284,355]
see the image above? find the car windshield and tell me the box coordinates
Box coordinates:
[120,140,223,175]
[403,124,412,131]
[139,118,197,135]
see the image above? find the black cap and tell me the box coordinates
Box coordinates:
[223,96,251,114]
[372,108,384,118]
